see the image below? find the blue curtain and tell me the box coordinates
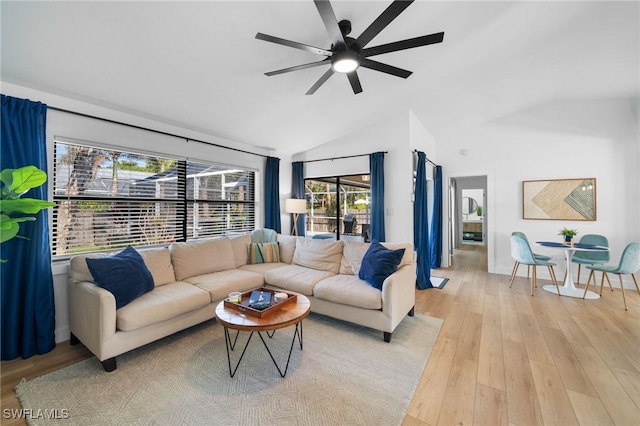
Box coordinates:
[1,95,56,360]
[291,161,306,236]
[414,151,432,289]
[264,156,281,233]
[369,152,385,242]
[429,165,443,269]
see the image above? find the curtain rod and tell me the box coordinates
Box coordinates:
[47,106,273,159]
[300,151,388,164]
[413,149,438,167]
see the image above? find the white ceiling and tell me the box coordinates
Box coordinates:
[2,1,638,155]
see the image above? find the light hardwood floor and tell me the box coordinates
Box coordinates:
[2,244,638,425]
[405,244,640,426]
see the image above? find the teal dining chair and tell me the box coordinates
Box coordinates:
[570,234,610,285]
[510,231,552,280]
[585,241,640,310]
[510,233,560,296]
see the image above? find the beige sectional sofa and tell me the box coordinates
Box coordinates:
[68,234,416,371]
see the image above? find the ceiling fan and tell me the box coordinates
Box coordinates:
[255,0,444,95]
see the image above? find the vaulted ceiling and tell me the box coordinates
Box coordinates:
[2,1,638,155]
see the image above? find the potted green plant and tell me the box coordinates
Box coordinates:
[558,227,578,244]
[0,165,56,262]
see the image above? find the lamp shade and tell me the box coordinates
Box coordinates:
[284,198,307,214]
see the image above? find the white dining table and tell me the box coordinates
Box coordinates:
[535,241,610,299]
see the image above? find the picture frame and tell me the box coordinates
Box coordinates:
[523,178,596,221]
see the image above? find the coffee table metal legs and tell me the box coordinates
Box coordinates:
[223,321,303,378]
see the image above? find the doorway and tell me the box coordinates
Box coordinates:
[449,175,489,270]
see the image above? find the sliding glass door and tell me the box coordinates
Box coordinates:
[304,174,370,241]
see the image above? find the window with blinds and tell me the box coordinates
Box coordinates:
[52,140,255,257]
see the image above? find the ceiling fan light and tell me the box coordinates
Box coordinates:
[332,51,359,73]
[333,58,359,73]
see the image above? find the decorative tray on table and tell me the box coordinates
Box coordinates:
[223,287,297,318]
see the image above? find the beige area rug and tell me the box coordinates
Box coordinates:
[16,313,442,426]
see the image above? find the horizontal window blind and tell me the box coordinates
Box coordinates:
[52,140,255,257]
[185,161,255,239]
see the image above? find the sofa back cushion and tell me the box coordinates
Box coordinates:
[70,252,113,284]
[139,248,176,286]
[228,234,251,268]
[277,234,298,264]
[170,237,236,281]
[340,241,369,275]
[292,238,343,274]
[340,241,414,275]
[69,247,175,287]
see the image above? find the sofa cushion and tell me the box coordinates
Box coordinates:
[340,241,414,275]
[228,234,251,268]
[186,269,264,303]
[292,238,343,274]
[70,252,114,283]
[71,246,178,286]
[264,264,335,296]
[116,282,211,331]
[358,240,406,290]
[247,242,281,264]
[277,234,298,264]
[340,241,369,275]
[240,262,289,275]
[86,246,155,309]
[139,247,176,286]
[170,237,236,281]
[313,275,383,310]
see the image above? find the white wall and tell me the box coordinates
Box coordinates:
[437,98,640,284]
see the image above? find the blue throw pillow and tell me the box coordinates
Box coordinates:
[358,240,406,290]
[86,246,154,309]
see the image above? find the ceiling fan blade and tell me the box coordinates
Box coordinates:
[306,68,335,95]
[362,32,444,57]
[360,58,412,78]
[256,33,332,56]
[356,0,414,48]
[314,0,346,47]
[265,59,330,76]
[347,71,363,94]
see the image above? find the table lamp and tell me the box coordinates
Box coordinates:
[285,198,307,236]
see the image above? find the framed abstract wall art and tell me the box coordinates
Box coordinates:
[523,178,596,221]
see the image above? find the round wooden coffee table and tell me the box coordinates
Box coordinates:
[215,292,310,377]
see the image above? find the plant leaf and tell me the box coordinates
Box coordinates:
[0,198,56,214]
[0,214,21,243]
[0,168,15,198]
[1,166,47,200]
